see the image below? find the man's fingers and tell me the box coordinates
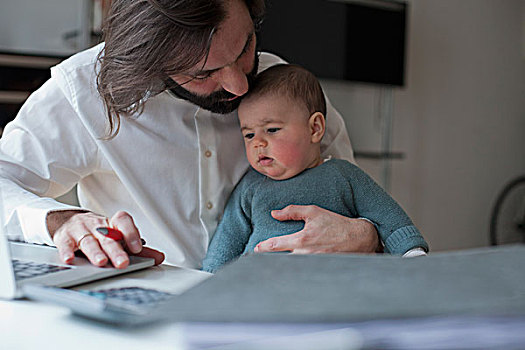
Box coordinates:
[96,236,130,269]
[73,230,131,269]
[53,231,76,264]
[109,211,142,254]
[271,205,318,222]
[74,231,108,267]
[255,233,301,253]
[50,210,148,269]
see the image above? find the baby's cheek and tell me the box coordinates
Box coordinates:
[275,143,305,167]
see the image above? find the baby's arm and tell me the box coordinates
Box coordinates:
[337,161,429,255]
[202,183,253,273]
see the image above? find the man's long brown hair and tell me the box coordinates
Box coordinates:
[96,0,265,137]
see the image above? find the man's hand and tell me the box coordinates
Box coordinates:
[48,210,165,268]
[254,205,379,254]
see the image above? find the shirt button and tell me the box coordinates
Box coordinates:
[206,201,213,210]
[204,150,212,158]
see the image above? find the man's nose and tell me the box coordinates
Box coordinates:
[217,64,249,97]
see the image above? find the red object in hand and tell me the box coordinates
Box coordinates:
[96,227,146,245]
[96,227,124,240]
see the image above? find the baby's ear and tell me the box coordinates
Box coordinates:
[309,112,326,143]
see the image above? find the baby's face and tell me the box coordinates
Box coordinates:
[238,93,322,180]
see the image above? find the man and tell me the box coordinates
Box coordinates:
[0,0,378,269]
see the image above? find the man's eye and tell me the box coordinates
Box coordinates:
[267,128,280,133]
[244,133,254,140]
[240,33,254,57]
[193,73,211,81]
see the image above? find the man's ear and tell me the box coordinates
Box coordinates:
[309,112,326,143]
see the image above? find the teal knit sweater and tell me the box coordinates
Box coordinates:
[203,159,428,272]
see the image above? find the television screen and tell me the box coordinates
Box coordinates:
[258,0,408,86]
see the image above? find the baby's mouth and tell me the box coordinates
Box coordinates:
[258,155,273,166]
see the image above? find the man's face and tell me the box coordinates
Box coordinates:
[170,54,259,114]
[169,0,258,114]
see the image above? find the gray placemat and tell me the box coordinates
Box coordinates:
[162,245,525,323]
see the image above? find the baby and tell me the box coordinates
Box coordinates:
[202,64,428,272]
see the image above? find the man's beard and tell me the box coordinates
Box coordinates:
[169,54,259,114]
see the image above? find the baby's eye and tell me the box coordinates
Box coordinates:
[267,128,280,134]
[244,133,255,140]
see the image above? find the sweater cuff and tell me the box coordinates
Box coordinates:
[384,225,429,255]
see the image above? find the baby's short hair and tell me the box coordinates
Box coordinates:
[246,64,326,116]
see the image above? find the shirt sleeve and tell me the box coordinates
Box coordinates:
[403,247,427,258]
[0,77,99,245]
[202,176,254,273]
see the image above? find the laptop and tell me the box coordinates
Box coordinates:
[0,193,155,300]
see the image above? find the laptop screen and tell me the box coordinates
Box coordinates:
[0,187,18,298]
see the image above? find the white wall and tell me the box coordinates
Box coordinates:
[323,0,525,251]
[0,0,82,55]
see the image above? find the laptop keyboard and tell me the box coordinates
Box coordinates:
[12,259,71,280]
[79,287,174,307]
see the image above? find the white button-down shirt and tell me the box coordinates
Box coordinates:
[0,44,355,268]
